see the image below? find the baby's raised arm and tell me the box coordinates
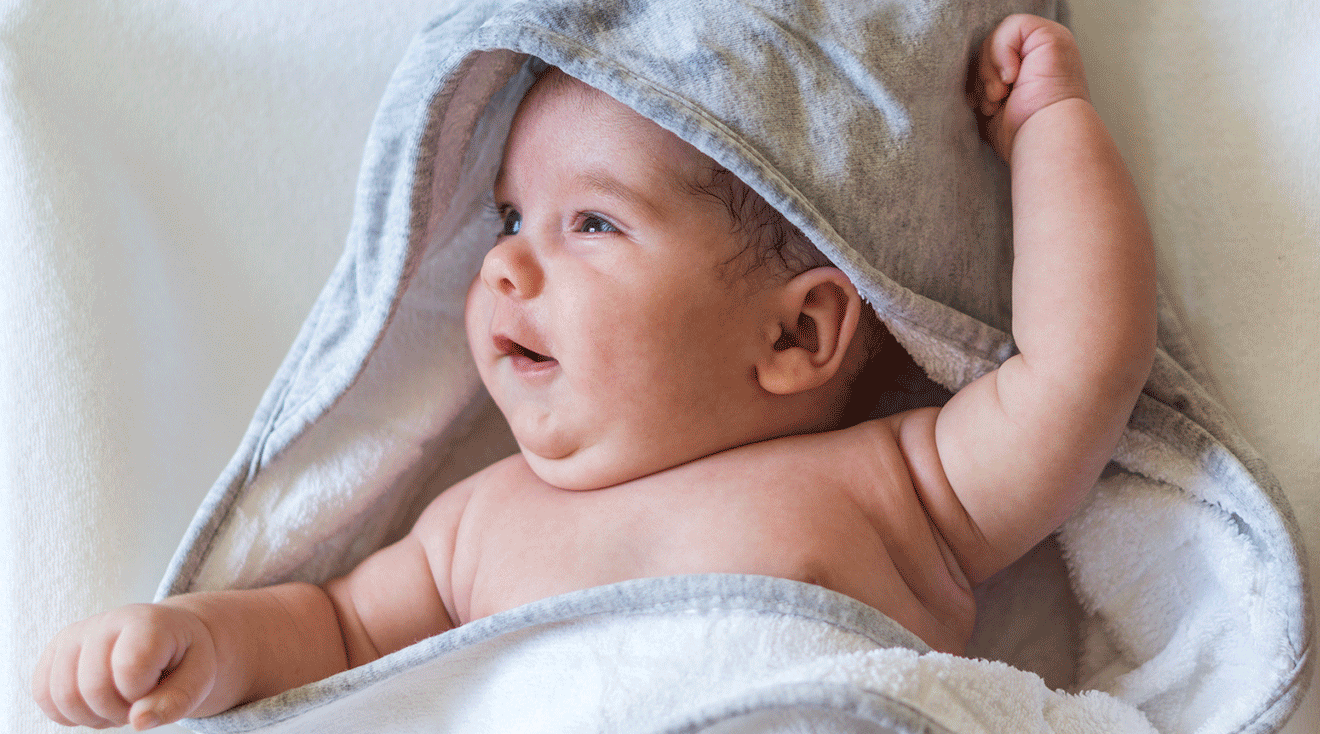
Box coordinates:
[900,14,1157,584]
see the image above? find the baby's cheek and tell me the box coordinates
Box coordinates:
[463,278,485,342]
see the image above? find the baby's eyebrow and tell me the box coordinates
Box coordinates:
[573,170,664,220]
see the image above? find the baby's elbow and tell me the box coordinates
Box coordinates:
[1112,334,1155,397]
[1074,311,1157,405]
[1120,316,1158,400]
[1087,346,1153,416]
[1074,346,1154,446]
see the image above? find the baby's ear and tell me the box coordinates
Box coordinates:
[756,267,861,396]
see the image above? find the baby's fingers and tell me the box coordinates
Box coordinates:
[974,47,1008,116]
[981,18,1025,88]
[36,631,115,728]
[78,628,133,724]
[120,622,217,730]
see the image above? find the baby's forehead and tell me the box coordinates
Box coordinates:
[518,69,716,186]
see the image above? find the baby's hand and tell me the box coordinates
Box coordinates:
[34,603,218,730]
[972,14,1090,160]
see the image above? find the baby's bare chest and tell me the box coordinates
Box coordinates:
[444,455,972,651]
[472,482,875,597]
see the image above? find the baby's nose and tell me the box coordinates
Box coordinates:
[480,238,543,299]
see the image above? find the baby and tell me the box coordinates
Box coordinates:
[34,14,1156,730]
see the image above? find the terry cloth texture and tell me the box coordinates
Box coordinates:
[156,1,1311,732]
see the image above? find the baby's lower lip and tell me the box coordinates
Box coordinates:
[509,353,559,376]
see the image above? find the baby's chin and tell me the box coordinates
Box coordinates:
[517,438,671,491]
[519,445,630,491]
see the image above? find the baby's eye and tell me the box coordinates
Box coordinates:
[579,214,619,234]
[499,207,521,236]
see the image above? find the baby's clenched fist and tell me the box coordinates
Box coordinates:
[972,14,1091,161]
[34,603,218,730]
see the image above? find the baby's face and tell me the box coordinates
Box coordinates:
[465,73,779,490]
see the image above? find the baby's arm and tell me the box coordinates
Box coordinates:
[33,583,347,730]
[321,477,467,668]
[33,478,471,730]
[903,15,1157,583]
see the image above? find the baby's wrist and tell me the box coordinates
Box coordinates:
[1005,95,1094,162]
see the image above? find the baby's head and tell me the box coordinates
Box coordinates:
[465,68,883,489]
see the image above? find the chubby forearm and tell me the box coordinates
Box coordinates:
[161,582,348,716]
[35,532,458,728]
[1007,97,1157,393]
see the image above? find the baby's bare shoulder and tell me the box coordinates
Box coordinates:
[405,454,538,574]
[704,420,976,651]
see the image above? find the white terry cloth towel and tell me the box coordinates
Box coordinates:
[3,0,1316,733]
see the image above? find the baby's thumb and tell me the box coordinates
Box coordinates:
[125,651,215,730]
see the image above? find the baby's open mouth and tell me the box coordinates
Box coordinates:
[512,342,554,363]
[494,334,555,364]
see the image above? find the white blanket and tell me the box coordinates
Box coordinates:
[175,574,1158,734]
[2,1,1315,732]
